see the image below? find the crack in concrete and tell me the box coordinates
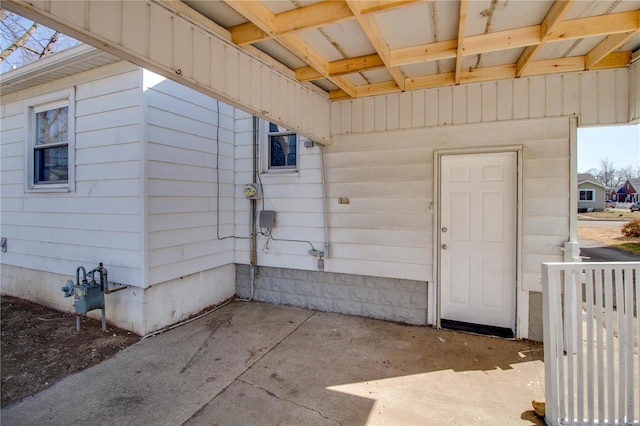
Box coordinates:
[237,378,344,426]
[180,309,318,425]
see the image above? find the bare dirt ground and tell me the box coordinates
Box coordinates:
[1,295,139,407]
[578,224,640,255]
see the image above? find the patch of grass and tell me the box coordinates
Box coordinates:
[618,242,640,254]
[579,211,639,220]
[577,225,640,256]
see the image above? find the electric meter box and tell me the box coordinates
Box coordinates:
[260,210,276,228]
[244,183,260,199]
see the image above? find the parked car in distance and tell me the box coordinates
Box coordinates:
[631,202,640,212]
[605,200,615,208]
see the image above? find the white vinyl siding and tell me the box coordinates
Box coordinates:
[322,117,569,291]
[331,69,630,135]
[630,60,640,124]
[234,112,325,271]
[0,66,143,285]
[144,71,235,285]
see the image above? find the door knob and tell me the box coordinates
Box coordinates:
[441,244,447,250]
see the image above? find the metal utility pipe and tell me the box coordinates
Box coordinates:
[320,145,331,259]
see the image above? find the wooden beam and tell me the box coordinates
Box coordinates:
[521,56,584,76]
[463,25,540,56]
[548,10,639,42]
[346,0,404,90]
[390,40,457,67]
[360,0,426,16]
[585,31,638,69]
[516,0,576,77]
[295,53,385,81]
[454,0,468,84]
[223,0,357,97]
[230,22,270,46]
[589,51,632,70]
[405,72,455,91]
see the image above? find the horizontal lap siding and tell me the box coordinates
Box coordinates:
[145,74,234,285]
[233,112,326,272]
[0,68,143,284]
[325,118,569,285]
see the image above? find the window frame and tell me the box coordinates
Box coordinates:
[24,88,75,192]
[261,120,300,175]
[579,189,595,202]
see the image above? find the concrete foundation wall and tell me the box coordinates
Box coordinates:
[1,263,235,335]
[236,264,428,325]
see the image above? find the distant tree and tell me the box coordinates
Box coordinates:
[587,158,622,189]
[1,10,79,72]
[618,165,640,182]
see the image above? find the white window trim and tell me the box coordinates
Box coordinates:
[24,88,75,193]
[260,119,300,175]
[579,189,595,202]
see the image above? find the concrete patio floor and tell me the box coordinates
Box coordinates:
[1,301,545,425]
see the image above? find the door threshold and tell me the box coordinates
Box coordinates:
[440,319,514,339]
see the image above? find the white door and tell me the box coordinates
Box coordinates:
[439,152,517,331]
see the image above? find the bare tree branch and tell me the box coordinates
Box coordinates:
[39,31,59,58]
[0,21,38,63]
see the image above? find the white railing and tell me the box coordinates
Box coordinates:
[542,262,639,426]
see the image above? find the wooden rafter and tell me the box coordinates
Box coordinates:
[229,1,354,46]
[454,0,467,84]
[222,0,358,97]
[345,0,405,91]
[585,30,638,69]
[295,54,385,81]
[516,0,576,77]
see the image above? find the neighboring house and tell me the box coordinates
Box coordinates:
[618,178,640,203]
[1,42,639,341]
[577,173,606,211]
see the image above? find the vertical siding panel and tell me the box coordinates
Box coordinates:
[614,69,629,124]
[331,103,341,135]
[211,42,225,92]
[250,60,262,112]
[352,98,364,133]
[513,78,529,119]
[452,85,467,124]
[399,92,412,129]
[529,77,545,118]
[261,63,271,116]
[341,101,352,134]
[411,91,425,128]
[630,62,640,123]
[546,75,563,117]
[375,96,386,131]
[363,97,375,132]
[88,1,120,45]
[581,72,598,125]
[149,6,173,68]
[386,94,400,130]
[481,82,497,122]
[238,55,252,106]
[225,49,239,102]
[563,74,581,118]
[426,88,438,126]
[467,84,482,123]
[270,73,281,122]
[192,31,210,87]
[497,80,513,121]
[598,71,616,124]
[438,86,453,125]
[121,1,148,57]
[173,19,193,79]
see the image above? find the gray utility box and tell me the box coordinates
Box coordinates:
[259,210,276,228]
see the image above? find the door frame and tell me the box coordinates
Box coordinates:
[433,146,526,338]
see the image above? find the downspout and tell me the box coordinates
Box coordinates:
[320,145,331,259]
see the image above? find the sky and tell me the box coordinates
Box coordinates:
[577,124,640,173]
